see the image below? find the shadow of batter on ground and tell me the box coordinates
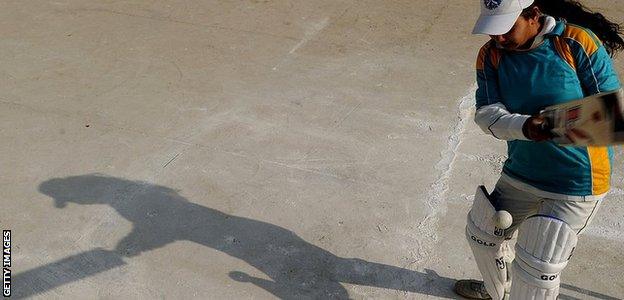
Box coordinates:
[15,174,457,299]
[15,174,617,299]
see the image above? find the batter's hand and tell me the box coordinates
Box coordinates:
[523,115,553,141]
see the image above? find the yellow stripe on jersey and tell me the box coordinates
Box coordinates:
[587,146,610,195]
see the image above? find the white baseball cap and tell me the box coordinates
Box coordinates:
[473,0,534,35]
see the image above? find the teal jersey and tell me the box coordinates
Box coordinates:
[475,20,621,196]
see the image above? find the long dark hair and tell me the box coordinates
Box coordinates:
[526,0,624,56]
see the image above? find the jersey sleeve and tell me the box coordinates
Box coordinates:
[475,41,503,108]
[475,103,530,141]
[474,42,530,141]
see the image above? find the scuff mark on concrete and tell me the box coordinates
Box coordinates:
[272,17,330,70]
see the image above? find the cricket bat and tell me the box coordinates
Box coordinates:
[540,89,624,146]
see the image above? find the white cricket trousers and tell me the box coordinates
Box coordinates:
[492,178,605,238]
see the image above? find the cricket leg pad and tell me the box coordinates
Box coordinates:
[465,186,514,300]
[509,216,578,300]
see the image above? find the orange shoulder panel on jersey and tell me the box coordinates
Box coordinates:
[562,24,601,56]
[476,42,490,70]
[476,41,501,70]
[552,36,576,70]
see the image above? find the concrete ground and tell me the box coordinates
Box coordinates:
[1,0,623,299]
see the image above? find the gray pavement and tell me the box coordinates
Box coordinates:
[1,0,623,299]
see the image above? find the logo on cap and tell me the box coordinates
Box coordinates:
[484,0,503,10]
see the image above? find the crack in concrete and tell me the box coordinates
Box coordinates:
[162,153,181,169]
[413,83,477,261]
